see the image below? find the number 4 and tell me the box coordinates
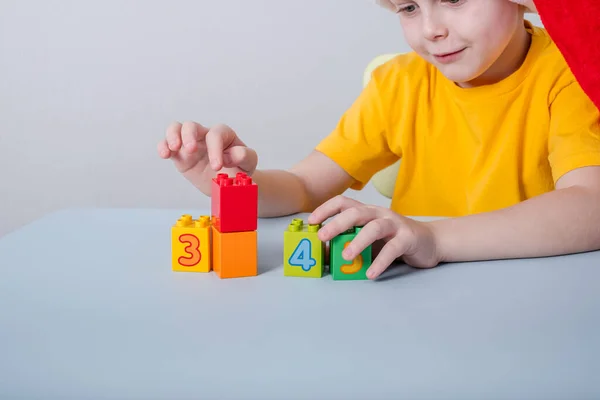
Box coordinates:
[289,239,316,272]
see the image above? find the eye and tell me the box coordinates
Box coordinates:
[442,0,465,4]
[396,3,418,14]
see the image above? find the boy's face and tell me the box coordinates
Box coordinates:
[388,0,526,87]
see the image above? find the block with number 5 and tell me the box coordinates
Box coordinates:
[283,218,325,278]
[171,214,212,273]
[330,227,372,281]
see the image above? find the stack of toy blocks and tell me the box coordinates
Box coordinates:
[283,221,372,280]
[211,172,258,278]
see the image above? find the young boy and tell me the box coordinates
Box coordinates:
[158,0,600,280]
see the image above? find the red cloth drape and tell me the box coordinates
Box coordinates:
[535,0,600,109]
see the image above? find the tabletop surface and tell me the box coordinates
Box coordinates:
[1,207,600,399]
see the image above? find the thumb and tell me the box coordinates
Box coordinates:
[222,146,258,174]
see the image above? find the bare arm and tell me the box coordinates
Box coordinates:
[253,150,355,218]
[430,166,600,262]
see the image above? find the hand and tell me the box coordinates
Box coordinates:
[308,195,441,279]
[157,121,258,191]
[508,0,537,13]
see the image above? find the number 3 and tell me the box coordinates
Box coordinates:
[178,234,201,267]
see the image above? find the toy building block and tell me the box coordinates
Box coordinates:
[211,172,258,233]
[171,214,212,273]
[283,218,325,278]
[330,227,372,281]
[212,226,257,279]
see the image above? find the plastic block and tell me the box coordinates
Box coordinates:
[212,225,257,279]
[330,227,372,280]
[283,218,325,278]
[171,214,212,273]
[211,172,258,233]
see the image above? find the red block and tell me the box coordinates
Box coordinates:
[211,172,258,233]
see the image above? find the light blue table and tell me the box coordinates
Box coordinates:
[1,208,599,399]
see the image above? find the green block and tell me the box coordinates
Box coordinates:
[330,227,372,281]
[283,218,325,278]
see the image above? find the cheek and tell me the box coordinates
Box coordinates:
[400,22,423,52]
[473,6,521,44]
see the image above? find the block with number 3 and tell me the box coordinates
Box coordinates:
[171,214,212,273]
[283,218,325,278]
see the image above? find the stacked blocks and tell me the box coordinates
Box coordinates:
[283,218,325,278]
[211,172,258,278]
[330,226,372,280]
[171,214,212,273]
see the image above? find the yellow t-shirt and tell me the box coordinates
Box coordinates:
[315,22,600,217]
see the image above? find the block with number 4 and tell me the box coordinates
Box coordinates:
[283,218,325,278]
[171,214,212,273]
[330,226,372,280]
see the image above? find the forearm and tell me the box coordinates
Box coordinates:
[430,186,600,262]
[252,150,354,218]
[251,169,312,218]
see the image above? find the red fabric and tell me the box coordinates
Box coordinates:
[534,0,600,109]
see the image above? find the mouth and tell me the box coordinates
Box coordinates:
[432,48,466,64]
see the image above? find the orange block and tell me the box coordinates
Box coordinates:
[212,226,257,279]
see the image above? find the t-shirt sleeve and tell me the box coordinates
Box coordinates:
[548,79,600,183]
[314,68,400,190]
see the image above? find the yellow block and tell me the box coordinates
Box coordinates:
[283,218,324,278]
[171,214,211,273]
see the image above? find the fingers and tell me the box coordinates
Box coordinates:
[314,198,380,242]
[223,146,259,173]
[342,218,396,261]
[160,121,209,157]
[157,139,171,159]
[158,121,185,159]
[308,195,362,226]
[366,238,410,279]
[205,123,245,170]
[159,121,257,175]
[180,121,209,154]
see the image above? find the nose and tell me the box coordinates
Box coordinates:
[421,11,449,41]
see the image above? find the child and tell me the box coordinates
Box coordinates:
[158,0,600,279]
[511,0,600,109]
